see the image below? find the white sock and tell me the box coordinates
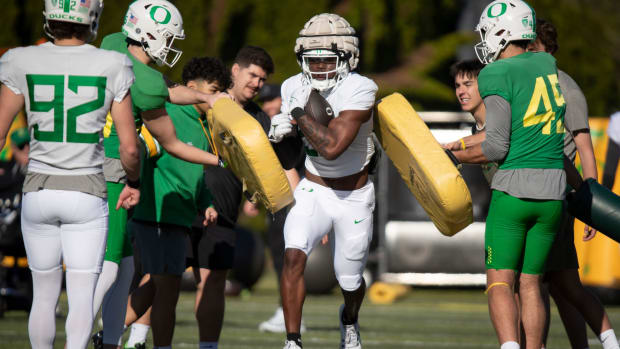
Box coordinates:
[92,260,119,316]
[65,270,99,349]
[28,268,63,349]
[600,329,620,349]
[102,256,135,346]
[500,341,520,349]
[126,323,150,346]
[199,342,218,349]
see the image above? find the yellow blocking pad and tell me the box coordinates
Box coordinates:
[209,98,293,213]
[374,93,473,236]
[368,282,409,305]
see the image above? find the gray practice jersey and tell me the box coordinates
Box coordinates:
[559,70,589,162]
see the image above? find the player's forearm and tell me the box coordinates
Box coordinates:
[295,114,341,160]
[142,109,218,166]
[573,131,598,180]
[118,144,140,181]
[163,139,219,166]
[453,143,489,164]
[168,85,215,107]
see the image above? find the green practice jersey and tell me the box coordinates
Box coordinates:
[132,103,212,227]
[100,32,169,159]
[478,52,565,170]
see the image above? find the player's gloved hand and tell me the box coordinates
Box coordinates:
[138,125,161,158]
[268,113,294,143]
[288,84,311,113]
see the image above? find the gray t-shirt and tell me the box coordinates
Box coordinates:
[481,95,566,200]
[559,70,589,162]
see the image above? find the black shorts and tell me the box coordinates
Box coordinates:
[186,224,236,270]
[544,207,579,273]
[130,219,189,276]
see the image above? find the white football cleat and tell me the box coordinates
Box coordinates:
[339,304,361,349]
[283,340,303,349]
[259,307,306,333]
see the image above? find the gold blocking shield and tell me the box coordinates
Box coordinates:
[208,98,293,213]
[374,93,473,236]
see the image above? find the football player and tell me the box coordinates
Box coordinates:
[529,19,619,349]
[92,1,227,348]
[269,13,378,349]
[0,1,141,348]
[121,56,227,349]
[452,1,565,348]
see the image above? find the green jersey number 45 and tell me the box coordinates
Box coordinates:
[523,73,565,135]
[27,74,107,144]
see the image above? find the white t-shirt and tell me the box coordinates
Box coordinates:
[0,42,134,175]
[608,111,620,145]
[281,72,378,178]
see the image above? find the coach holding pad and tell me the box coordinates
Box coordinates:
[189,46,304,349]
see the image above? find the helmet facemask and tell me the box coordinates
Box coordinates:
[474,24,509,64]
[145,28,185,67]
[300,49,350,91]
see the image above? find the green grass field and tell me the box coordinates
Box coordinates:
[1,270,619,348]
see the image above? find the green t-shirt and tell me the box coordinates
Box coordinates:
[132,103,212,227]
[100,32,169,159]
[478,51,565,170]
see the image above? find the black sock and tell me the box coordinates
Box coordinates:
[341,309,358,325]
[287,333,302,347]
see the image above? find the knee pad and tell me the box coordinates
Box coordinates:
[337,273,363,292]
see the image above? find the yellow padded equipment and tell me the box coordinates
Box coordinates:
[209,98,293,213]
[374,93,473,236]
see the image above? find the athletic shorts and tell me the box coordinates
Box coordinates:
[485,190,563,275]
[103,181,133,264]
[544,203,579,272]
[284,178,374,291]
[21,189,108,274]
[186,224,235,270]
[129,219,188,276]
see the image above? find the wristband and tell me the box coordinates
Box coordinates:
[127,178,140,189]
[290,107,305,121]
[460,138,466,150]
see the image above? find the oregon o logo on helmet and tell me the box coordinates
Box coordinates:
[150,6,171,25]
[487,2,507,18]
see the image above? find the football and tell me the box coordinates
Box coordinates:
[304,89,334,126]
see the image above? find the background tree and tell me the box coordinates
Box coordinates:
[1,0,617,115]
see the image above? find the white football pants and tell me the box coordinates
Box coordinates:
[284,178,374,291]
[21,189,108,349]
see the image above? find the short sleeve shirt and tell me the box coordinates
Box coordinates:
[132,103,212,227]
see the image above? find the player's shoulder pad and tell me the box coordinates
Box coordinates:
[281,73,304,95]
[344,72,378,91]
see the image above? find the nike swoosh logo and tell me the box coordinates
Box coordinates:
[354,218,368,224]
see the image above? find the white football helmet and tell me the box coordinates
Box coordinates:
[122,0,185,67]
[474,0,536,64]
[43,0,104,42]
[295,13,359,91]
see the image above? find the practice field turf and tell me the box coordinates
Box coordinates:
[2,270,620,348]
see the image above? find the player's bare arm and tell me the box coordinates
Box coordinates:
[110,93,140,182]
[0,85,25,150]
[141,108,220,166]
[294,108,371,161]
[168,84,230,108]
[443,131,486,151]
